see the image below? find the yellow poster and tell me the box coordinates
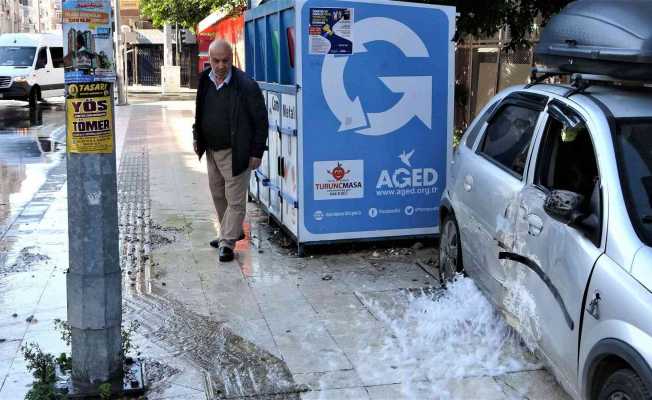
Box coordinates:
[66,82,114,153]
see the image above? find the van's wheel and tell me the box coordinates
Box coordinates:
[439,213,463,284]
[28,87,40,108]
[598,369,652,400]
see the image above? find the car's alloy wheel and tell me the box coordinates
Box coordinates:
[439,215,462,283]
[598,369,651,400]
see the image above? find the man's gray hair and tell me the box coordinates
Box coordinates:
[209,39,233,55]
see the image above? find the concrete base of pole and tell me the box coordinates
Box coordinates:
[161,66,181,94]
[69,326,123,387]
[56,358,146,398]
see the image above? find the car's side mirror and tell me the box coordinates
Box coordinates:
[544,190,585,225]
[548,103,583,130]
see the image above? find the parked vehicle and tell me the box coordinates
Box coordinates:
[0,33,65,107]
[439,2,652,399]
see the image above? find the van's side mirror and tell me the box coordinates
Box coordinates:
[544,190,585,225]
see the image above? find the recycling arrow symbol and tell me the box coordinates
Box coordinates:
[321,17,432,136]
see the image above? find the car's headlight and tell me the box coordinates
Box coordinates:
[13,76,28,82]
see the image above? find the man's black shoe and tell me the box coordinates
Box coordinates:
[219,246,234,262]
[210,233,246,248]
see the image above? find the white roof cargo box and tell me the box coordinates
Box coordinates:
[534,0,652,81]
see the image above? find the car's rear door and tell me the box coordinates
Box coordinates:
[462,92,547,302]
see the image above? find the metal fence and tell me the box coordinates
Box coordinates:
[126,45,163,86]
[126,44,197,88]
[454,44,534,132]
[179,44,198,88]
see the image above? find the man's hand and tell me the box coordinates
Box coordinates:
[248,157,261,170]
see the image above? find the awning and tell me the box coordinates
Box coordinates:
[197,10,229,33]
[124,29,164,45]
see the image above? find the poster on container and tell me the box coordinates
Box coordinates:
[301,1,455,240]
[62,0,115,83]
[66,82,114,153]
[309,8,353,54]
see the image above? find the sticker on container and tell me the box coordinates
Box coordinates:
[314,160,363,200]
[66,82,113,154]
[309,8,353,55]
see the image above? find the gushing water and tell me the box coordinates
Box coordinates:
[358,277,541,399]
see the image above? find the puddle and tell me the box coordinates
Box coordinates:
[0,101,65,131]
[358,277,541,398]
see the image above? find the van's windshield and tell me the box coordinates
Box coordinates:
[0,46,36,67]
[614,118,652,246]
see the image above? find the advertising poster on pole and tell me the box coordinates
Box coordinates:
[62,0,115,83]
[66,82,114,154]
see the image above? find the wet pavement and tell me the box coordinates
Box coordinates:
[0,97,573,399]
[0,100,66,240]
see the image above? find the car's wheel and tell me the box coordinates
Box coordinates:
[28,87,39,108]
[439,213,463,283]
[598,369,652,400]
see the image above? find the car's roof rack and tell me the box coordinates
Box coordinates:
[527,67,652,97]
[526,67,571,89]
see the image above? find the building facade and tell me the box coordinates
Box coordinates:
[0,0,60,34]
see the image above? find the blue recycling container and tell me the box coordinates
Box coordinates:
[245,0,455,251]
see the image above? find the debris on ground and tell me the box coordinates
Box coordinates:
[143,359,180,386]
[1,247,50,276]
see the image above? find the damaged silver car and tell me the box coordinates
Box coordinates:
[439,2,652,399]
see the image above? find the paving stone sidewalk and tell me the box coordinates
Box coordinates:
[0,99,573,400]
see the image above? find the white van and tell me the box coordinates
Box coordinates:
[0,33,65,107]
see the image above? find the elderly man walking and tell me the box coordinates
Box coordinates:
[193,39,268,262]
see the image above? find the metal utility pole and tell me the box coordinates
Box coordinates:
[162,23,179,94]
[113,0,128,105]
[63,0,126,396]
[163,23,173,66]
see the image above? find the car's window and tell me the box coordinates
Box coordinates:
[0,46,36,66]
[479,104,540,177]
[535,107,601,245]
[50,47,64,68]
[465,100,498,149]
[35,47,47,69]
[536,117,598,195]
[614,118,652,246]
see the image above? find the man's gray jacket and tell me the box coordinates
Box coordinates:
[193,66,268,177]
